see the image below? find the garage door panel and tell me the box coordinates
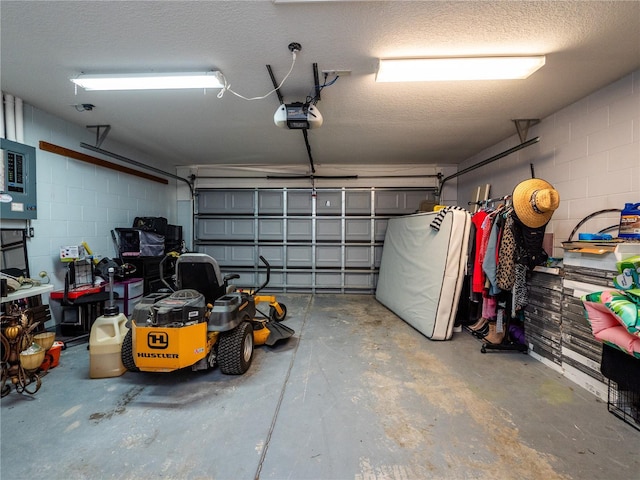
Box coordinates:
[198,190,254,214]
[316,191,342,215]
[345,219,371,241]
[345,191,371,215]
[258,219,284,240]
[317,219,341,241]
[287,246,312,267]
[345,246,371,268]
[316,246,341,267]
[258,191,283,214]
[288,219,312,241]
[198,218,254,240]
[287,191,313,215]
[258,245,284,266]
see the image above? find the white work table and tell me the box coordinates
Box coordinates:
[1,284,54,304]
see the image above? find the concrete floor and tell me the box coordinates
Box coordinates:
[1,294,638,480]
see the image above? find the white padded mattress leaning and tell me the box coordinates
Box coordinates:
[376,209,471,340]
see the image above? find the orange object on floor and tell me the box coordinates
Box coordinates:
[41,341,64,371]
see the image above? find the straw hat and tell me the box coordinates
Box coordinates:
[512,178,560,228]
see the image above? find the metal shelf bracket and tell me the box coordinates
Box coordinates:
[513,119,540,143]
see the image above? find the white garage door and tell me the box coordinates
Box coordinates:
[194,187,434,293]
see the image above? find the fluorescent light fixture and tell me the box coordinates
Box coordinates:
[376,56,546,82]
[70,71,225,91]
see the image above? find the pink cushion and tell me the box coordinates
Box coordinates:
[583,291,640,358]
[594,325,640,355]
[582,300,622,335]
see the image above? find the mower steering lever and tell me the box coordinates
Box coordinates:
[253,256,271,296]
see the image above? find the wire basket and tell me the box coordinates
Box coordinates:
[607,379,640,432]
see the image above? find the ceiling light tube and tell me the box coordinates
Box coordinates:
[376,56,546,82]
[71,71,225,91]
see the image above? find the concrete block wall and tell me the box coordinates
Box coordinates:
[1,103,177,294]
[457,69,640,258]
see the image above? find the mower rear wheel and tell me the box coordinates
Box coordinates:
[218,320,254,375]
[269,303,287,322]
[121,329,140,372]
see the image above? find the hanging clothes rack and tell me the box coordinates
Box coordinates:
[467,193,528,354]
[481,329,528,353]
[468,194,512,208]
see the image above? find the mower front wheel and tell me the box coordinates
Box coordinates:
[218,320,254,375]
[121,329,140,372]
[269,303,287,322]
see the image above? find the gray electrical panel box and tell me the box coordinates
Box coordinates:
[1,138,37,220]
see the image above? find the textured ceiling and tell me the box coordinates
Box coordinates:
[1,1,639,173]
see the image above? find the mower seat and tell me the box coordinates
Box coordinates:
[175,253,237,305]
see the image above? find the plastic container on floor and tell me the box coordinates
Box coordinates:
[89,313,128,379]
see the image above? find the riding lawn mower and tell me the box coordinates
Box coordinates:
[120,253,293,375]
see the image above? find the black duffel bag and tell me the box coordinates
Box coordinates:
[132,216,168,235]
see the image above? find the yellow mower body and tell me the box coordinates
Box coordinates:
[131,320,273,373]
[132,322,215,372]
[121,253,292,376]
